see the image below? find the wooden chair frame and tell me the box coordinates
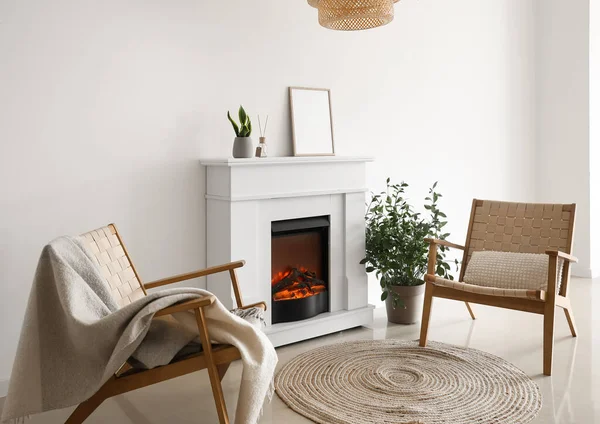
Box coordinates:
[419,200,578,376]
[66,224,266,424]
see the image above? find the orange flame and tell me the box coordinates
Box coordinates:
[272,267,326,301]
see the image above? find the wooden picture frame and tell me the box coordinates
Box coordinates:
[289,87,335,156]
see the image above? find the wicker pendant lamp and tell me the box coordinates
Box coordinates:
[308,0,399,31]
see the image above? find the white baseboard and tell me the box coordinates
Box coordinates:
[0,378,8,398]
[265,306,375,347]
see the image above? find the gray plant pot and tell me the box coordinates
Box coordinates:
[232,137,254,158]
[385,283,425,325]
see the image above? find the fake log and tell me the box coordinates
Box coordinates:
[272,268,326,300]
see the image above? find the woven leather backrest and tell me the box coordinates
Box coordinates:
[81,225,146,308]
[460,200,576,280]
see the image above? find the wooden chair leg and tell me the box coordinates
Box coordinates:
[465,302,476,320]
[543,256,559,376]
[419,282,434,347]
[217,363,231,381]
[564,306,578,337]
[65,391,106,424]
[195,308,230,424]
[543,304,556,376]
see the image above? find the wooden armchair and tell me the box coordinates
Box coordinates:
[419,200,577,376]
[66,224,266,424]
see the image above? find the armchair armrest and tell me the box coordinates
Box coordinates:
[425,238,464,277]
[144,260,246,290]
[424,238,465,250]
[153,295,216,317]
[237,301,267,311]
[545,250,578,263]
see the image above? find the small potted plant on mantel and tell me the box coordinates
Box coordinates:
[361,178,457,324]
[227,105,254,158]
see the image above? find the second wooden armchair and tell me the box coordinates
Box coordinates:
[420,200,578,376]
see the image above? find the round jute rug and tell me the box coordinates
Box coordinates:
[275,340,541,424]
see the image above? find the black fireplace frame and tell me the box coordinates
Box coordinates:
[271,215,330,324]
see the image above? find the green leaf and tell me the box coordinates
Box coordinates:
[365,177,453,290]
[246,116,252,136]
[227,111,240,137]
[238,105,248,126]
[359,258,368,265]
[366,266,375,273]
[381,291,388,301]
[432,181,438,189]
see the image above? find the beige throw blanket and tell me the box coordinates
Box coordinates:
[1,236,277,423]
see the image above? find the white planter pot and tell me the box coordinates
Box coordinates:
[232,137,254,158]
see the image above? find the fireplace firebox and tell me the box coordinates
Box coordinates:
[271,216,330,324]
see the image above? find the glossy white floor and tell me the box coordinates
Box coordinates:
[1,277,598,423]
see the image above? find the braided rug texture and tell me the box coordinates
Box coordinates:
[275,340,541,424]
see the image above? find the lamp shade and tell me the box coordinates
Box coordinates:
[308,0,398,31]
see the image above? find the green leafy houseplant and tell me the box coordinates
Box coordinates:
[227,105,252,137]
[360,178,458,308]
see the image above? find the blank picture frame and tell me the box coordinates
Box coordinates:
[289,87,335,156]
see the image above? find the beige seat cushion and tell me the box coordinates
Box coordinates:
[431,250,564,300]
[463,251,553,291]
[432,276,544,300]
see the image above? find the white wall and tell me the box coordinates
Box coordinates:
[590,0,600,273]
[535,0,597,277]
[0,0,537,391]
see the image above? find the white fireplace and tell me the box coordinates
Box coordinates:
[201,156,374,346]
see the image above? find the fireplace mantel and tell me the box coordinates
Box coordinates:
[200,156,373,166]
[201,156,374,346]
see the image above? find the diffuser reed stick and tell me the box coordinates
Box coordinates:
[256,114,269,158]
[258,115,269,137]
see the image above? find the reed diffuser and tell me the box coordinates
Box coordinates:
[255,114,269,158]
